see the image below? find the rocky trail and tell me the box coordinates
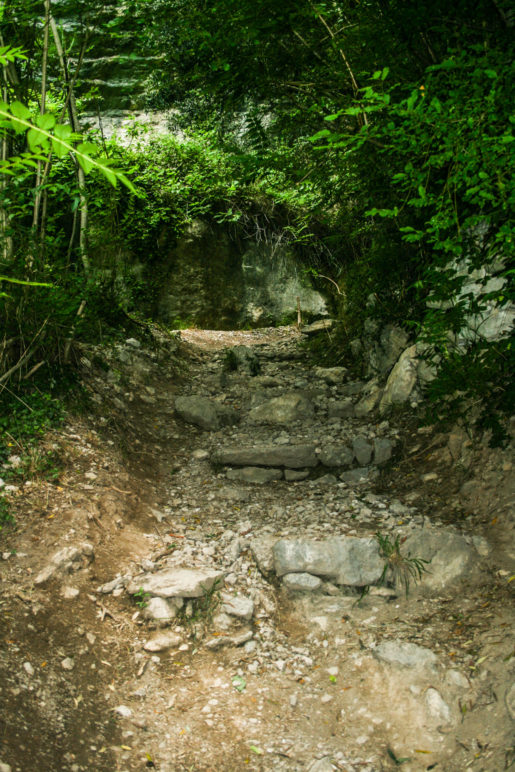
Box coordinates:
[0,325,514,772]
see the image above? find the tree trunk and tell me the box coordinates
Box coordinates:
[49,11,90,277]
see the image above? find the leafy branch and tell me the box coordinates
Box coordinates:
[0,101,136,193]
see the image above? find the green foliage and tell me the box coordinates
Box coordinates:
[133,588,151,608]
[0,494,15,537]
[376,533,430,596]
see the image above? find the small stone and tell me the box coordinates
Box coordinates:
[221,593,255,621]
[61,586,80,599]
[445,669,469,689]
[421,472,438,482]
[114,705,133,718]
[61,657,75,671]
[23,662,34,677]
[192,449,210,460]
[0,762,12,772]
[320,693,333,703]
[143,632,182,652]
[505,682,515,720]
[125,338,141,348]
[425,688,452,724]
[282,573,322,592]
[284,469,310,481]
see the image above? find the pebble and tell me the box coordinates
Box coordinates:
[114,705,133,718]
[61,658,75,671]
[23,662,34,677]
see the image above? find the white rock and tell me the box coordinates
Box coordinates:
[221,593,255,621]
[114,705,133,718]
[143,632,182,652]
[282,573,322,592]
[128,567,224,598]
[425,687,452,724]
[61,586,80,599]
[61,657,74,670]
[23,662,34,677]
[374,640,438,669]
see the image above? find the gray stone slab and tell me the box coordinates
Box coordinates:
[213,444,319,469]
[374,640,438,669]
[127,568,224,599]
[226,467,282,484]
[352,437,373,466]
[273,536,384,586]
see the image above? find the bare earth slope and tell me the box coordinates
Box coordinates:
[0,326,513,772]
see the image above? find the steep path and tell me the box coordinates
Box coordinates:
[0,326,513,772]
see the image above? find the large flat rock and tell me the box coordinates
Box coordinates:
[403,528,478,590]
[127,568,224,598]
[213,444,318,469]
[273,536,384,586]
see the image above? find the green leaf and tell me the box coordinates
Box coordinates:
[249,746,263,755]
[10,101,31,121]
[27,127,49,151]
[36,113,56,131]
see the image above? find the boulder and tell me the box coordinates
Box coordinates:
[373,438,393,466]
[247,392,314,425]
[175,395,240,431]
[318,445,353,468]
[368,324,409,376]
[127,568,224,599]
[379,345,418,414]
[352,437,373,466]
[403,528,478,590]
[213,444,318,469]
[273,536,384,587]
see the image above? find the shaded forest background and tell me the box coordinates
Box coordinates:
[0,0,513,462]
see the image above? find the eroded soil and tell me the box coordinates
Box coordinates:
[0,326,513,772]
